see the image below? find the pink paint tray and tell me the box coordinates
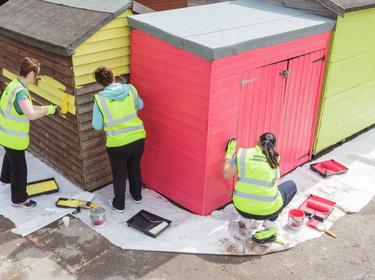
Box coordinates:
[310,159,348,178]
[298,194,336,222]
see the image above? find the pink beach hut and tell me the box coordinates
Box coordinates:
[128,0,335,215]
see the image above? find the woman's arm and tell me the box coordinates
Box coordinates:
[223,158,237,179]
[19,99,49,120]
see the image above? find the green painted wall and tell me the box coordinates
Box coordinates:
[314,8,375,154]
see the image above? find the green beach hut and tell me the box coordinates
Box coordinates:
[266,0,375,154]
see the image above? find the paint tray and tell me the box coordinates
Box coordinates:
[127,210,171,238]
[27,177,59,197]
[298,194,336,222]
[310,159,348,178]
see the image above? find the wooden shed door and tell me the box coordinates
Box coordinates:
[237,50,325,174]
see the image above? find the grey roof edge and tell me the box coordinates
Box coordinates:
[128,16,335,61]
[132,1,156,14]
[111,2,132,18]
[208,21,336,60]
[0,26,71,56]
[316,0,375,15]
[315,0,345,16]
[41,0,132,16]
[128,16,195,52]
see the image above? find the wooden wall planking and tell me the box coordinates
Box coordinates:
[0,34,85,187]
[314,8,375,153]
[130,30,210,214]
[72,10,132,87]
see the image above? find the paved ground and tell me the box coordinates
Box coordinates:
[0,195,374,280]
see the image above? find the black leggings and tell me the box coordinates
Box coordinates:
[1,147,28,203]
[106,139,145,210]
[236,180,297,221]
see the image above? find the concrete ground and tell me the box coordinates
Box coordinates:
[0,195,374,280]
[0,3,373,280]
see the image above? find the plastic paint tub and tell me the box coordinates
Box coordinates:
[287,209,305,231]
[90,207,107,228]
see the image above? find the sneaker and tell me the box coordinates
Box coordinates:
[107,199,126,213]
[131,196,142,204]
[263,219,277,230]
[11,199,37,208]
[0,181,9,186]
[239,217,259,229]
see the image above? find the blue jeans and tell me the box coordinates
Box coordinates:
[236,180,297,221]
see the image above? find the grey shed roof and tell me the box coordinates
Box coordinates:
[43,0,132,15]
[317,0,375,15]
[0,0,132,56]
[128,0,335,61]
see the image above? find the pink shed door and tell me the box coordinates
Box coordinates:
[278,50,326,173]
[237,50,326,174]
[237,60,287,149]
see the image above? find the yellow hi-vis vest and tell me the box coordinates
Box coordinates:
[233,145,283,216]
[0,79,31,150]
[94,85,146,148]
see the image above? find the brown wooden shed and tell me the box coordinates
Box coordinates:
[0,0,137,191]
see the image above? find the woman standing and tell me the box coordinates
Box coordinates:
[92,67,146,213]
[0,57,57,208]
[223,132,297,230]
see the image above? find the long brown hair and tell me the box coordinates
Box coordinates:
[259,132,279,169]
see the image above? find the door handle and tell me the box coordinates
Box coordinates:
[280,70,290,78]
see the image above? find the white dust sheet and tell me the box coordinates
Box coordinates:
[1,128,375,255]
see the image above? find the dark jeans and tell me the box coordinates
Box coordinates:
[107,139,145,210]
[1,147,28,203]
[236,180,297,221]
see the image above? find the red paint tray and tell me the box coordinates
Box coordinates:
[299,194,336,222]
[310,159,348,178]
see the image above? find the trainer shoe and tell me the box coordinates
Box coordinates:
[239,217,259,229]
[263,219,277,230]
[107,199,126,213]
[11,199,37,208]
[0,181,9,186]
[131,196,142,204]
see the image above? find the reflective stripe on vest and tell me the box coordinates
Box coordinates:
[1,83,30,137]
[107,124,144,136]
[233,190,279,202]
[0,79,30,150]
[238,148,278,188]
[0,125,28,137]
[0,107,29,123]
[233,147,283,215]
[97,95,139,130]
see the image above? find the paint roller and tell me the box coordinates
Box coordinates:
[307,200,330,213]
[140,212,169,235]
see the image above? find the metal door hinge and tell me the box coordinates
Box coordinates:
[240,78,256,87]
[280,70,290,78]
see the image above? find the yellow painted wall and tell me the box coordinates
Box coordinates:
[2,68,76,115]
[313,8,375,153]
[72,10,132,87]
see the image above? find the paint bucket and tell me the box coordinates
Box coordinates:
[90,207,107,228]
[287,209,305,231]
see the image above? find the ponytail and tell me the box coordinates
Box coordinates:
[259,132,279,169]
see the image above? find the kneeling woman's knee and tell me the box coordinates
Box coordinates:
[286,180,297,194]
